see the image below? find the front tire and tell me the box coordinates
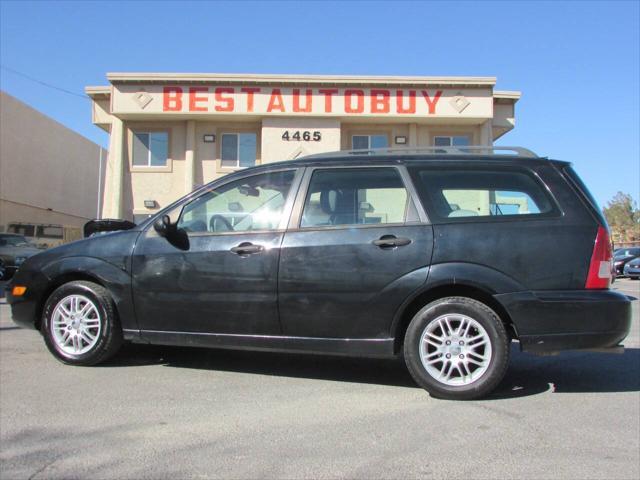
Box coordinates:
[41,281,123,365]
[404,297,510,400]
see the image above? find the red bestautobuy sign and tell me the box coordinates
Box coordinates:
[162,86,442,114]
[113,85,490,117]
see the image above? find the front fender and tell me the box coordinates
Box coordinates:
[40,256,137,331]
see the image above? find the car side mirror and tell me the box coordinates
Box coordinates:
[153,214,172,238]
[153,214,190,251]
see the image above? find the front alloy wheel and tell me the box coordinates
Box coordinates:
[50,294,102,355]
[42,281,123,365]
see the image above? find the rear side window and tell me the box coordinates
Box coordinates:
[300,168,413,228]
[408,167,556,221]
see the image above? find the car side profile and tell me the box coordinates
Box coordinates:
[6,146,632,400]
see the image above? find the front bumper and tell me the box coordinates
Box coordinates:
[495,289,632,354]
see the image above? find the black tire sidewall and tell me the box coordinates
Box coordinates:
[41,282,116,365]
[404,297,509,400]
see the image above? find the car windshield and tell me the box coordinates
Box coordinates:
[0,235,30,247]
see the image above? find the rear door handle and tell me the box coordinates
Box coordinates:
[372,235,412,248]
[230,242,264,255]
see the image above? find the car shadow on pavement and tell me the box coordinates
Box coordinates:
[103,343,640,398]
[487,346,640,399]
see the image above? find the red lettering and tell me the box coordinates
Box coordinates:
[163,86,182,111]
[267,88,285,112]
[292,88,312,113]
[370,89,390,114]
[188,87,208,112]
[422,90,442,115]
[214,87,234,112]
[396,90,416,114]
[241,87,260,112]
[318,88,338,113]
[344,89,365,114]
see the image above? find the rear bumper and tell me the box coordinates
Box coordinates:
[495,289,632,354]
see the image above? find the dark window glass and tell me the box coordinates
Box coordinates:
[133,132,168,166]
[352,135,369,149]
[221,133,256,168]
[409,167,555,221]
[178,170,295,233]
[352,135,388,150]
[301,168,408,227]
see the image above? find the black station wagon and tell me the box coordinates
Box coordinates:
[7,146,631,400]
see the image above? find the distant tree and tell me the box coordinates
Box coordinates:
[603,192,640,243]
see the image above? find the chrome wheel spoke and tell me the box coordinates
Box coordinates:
[79,330,94,344]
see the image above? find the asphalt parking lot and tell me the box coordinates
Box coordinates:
[0,279,638,479]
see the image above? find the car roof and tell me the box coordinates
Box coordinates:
[248,146,567,173]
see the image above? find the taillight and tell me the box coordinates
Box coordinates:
[585,226,613,289]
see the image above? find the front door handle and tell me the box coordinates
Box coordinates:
[230,242,264,255]
[372,235,412,248]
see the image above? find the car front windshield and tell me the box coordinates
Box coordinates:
[0,235,30,247]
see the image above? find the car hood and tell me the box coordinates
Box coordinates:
[17,229,142,274]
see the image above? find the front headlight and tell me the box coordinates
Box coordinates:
[14,256,27,265]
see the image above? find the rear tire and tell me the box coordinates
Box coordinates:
[403,296,510,400]
[41,281,123,365]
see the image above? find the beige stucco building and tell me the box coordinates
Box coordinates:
[0,91,107,242]
[86,73,520,223]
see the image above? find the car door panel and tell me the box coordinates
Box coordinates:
[278,225,433,338]
[132,230,283,334]
[278,166,434,339]
[131,168,300,336]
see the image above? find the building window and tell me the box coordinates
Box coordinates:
[132,132,169,167]
[352,134,388,150]
[36,225,63,239]
[434,135,471,147]
[221,133,257,168]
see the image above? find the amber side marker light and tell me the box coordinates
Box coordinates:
[11,286,27,296]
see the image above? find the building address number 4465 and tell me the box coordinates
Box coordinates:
[282,130,321,141]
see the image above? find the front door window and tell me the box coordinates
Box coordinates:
[178,170,295,233]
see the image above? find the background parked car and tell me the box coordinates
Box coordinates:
[0,233,42,280]
[5,222,82,249]
[613,247,640,277]
[623,257,640,279]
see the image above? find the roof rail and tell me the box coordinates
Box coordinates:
[301,145,539,159]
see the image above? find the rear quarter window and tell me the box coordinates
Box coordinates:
[408,166,558,222]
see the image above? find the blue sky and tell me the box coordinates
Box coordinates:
[1,0,638,206]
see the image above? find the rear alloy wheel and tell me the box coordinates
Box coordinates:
[404,297,510,400]
[42,281,123,365]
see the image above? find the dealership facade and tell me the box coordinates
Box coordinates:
[86,73,520,222]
